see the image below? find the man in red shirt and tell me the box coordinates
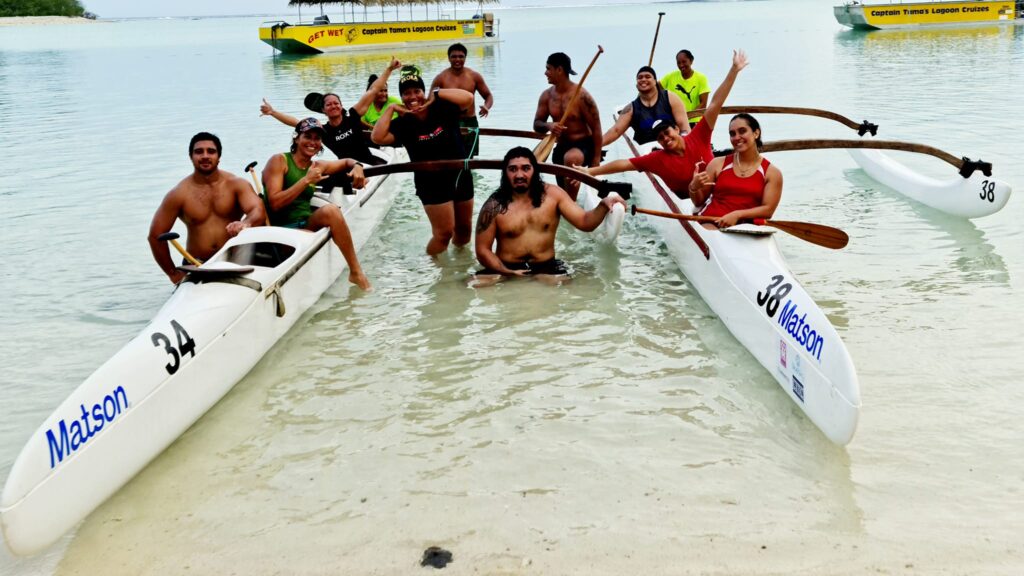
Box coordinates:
[581,50,747,198]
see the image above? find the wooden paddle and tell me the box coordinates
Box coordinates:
[631,205,849,250]
[158,231,204,265]
[712,138,993,177]
[649,12,666,67]
[534,45,604,162]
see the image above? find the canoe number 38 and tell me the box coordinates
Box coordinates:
[980,180,996,203]
[151,320,196,375]
[757,275,792,318]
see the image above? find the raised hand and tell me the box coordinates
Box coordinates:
[732,49,749,71]
[388,57,401,72]
[260,98,274,116]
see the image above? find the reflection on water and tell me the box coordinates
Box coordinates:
[843,168,1009,287]
[264,44,496,95]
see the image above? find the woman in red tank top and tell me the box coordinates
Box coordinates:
[688,113,783,229]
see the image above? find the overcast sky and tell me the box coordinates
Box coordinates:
[81,0,635,18]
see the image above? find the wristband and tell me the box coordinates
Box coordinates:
[432,88,440,98]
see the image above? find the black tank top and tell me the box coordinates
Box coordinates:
[323,107,374,163]
[630,90,674,145]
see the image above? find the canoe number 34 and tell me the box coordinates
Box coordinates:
[980,180,996,203]
[151,320,195,375]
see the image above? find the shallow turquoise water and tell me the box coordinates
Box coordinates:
[2,2,1023,573]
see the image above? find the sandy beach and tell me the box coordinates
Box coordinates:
[0,16,99,27]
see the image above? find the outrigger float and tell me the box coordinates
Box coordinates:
[0,141,629,556]
[261,0,499,54]
[834,0,1022,30]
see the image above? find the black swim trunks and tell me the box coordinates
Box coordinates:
[415,169,474,206]
[477,258,570,276]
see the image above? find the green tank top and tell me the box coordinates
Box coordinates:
[268,152,315,226]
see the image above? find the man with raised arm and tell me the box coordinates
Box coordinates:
[262,118,371,290]
[149,132,266,285]
[533,52,602,201]
[430,42,494,157]
[582,50,748,198]
[473,147,625,285]
[602,65,691,146]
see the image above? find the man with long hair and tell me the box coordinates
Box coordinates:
[473,147,625,285]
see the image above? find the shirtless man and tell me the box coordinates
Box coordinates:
[533,52,602,200]
[430,42,494,157]
[149,132,266,284]
[473,146,625,285]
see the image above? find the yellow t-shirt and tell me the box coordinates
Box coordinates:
[660,70,710,123]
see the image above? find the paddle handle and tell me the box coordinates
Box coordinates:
[649,12,666,67]
[245,162,264,196]
[171,239,203,266]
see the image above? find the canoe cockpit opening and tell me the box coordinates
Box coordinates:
[224,242,296,268]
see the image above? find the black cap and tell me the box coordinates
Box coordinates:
[546,52,576,75]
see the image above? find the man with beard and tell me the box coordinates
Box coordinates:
[430,43,494,157]
[533,52,602,200]
[149,132,266,285]
[473,147,625,285]
[262,118,372,290]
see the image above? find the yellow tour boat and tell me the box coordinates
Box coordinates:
[834,0,1021,29]
[260,0,499,54]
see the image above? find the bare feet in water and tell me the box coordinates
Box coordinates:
[349,271,372,291]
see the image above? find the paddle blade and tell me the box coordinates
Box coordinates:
[534,134,556,162]
[304,92,325,113]
[762,219,849,250]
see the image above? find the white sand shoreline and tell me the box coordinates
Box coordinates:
[0,16,101,27]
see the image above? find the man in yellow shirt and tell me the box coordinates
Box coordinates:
[660,49,709,127]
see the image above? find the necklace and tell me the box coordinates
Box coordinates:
[732,152,761,178]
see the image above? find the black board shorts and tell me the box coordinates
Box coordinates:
[415,169,474,206]
[476,259,570,276]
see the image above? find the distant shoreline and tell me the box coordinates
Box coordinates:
[0,16,100,27]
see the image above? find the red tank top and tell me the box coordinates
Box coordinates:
[699,156,770,218]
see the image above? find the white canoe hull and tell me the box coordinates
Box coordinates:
[625,140,861,445]
[849,146,1011,218]
[0,147,408,556]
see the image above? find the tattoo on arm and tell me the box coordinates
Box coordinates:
[476,196,504,234]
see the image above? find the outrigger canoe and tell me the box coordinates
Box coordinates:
[620,135,861,445]
[0,145,409,556]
